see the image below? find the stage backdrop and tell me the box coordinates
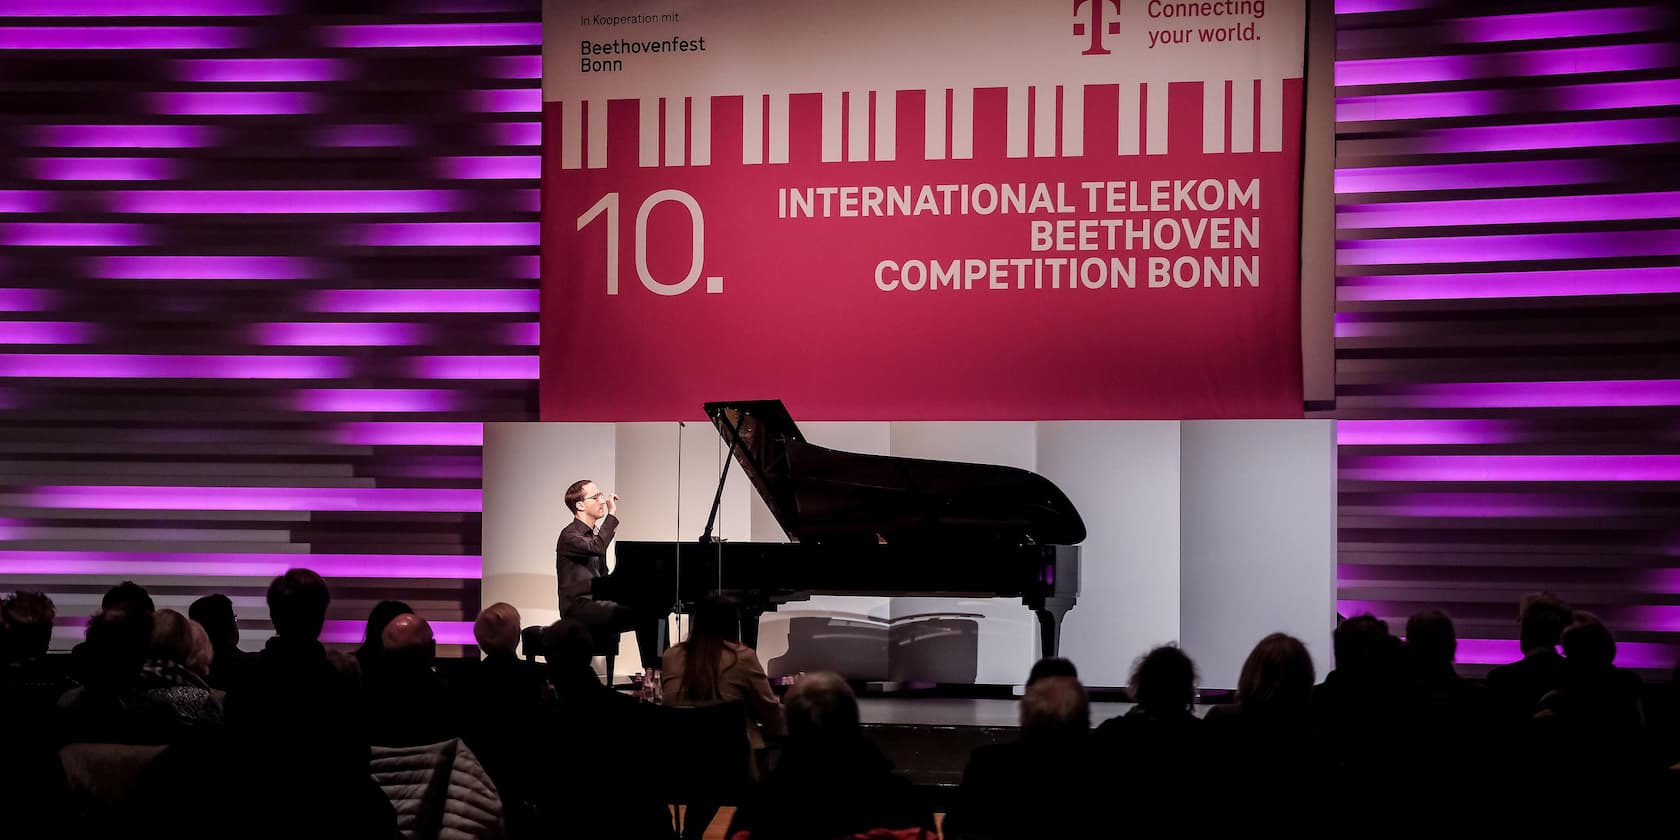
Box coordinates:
[542,0,1306,421]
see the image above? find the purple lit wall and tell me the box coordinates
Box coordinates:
[0,1,538,654]
[1332,1,1680,672]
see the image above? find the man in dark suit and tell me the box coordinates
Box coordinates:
[555,478,652,669]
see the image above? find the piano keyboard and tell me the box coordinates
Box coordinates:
[550,79,1297,170]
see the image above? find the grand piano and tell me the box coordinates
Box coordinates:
[594,400,1086,668]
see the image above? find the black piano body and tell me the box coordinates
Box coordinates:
[593,400,1085,667]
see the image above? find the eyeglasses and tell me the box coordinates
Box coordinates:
[584,492,605,502]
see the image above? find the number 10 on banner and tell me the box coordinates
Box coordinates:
[576,190,724,296]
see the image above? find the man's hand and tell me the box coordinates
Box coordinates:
[606,493,619,516]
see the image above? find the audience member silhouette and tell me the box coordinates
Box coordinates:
[0,591,72,831]
[727,672,933,840]
[1486,592,1571,719]
[944,671,1098,840]
[1204,632,1321,801]
[1536,612,1653,786]
[527,618,669,839]
[1093,644,1205,810]
[354,599,414,676]
[1026,655,1078,687]
[57,607,176,744]
[221,568,395,840]
[457,602,548,839]
[188,593,258,695]
[136,609,222,736]
[1398,610,1494,788]
[361,612,457,747]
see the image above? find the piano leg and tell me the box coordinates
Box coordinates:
[1032,597,1075,659]
[739,609,762,651]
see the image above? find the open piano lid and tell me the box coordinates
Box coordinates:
[704,400,1087,547]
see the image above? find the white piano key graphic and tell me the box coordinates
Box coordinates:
[950,87,973,159]
[875,90,896,161]
[1203,80,1226,154]
[1260,76,1283,152]
[560,98,582,169]
[1006,85,1029,158]
[586,98,607,169]
[1034,86,1057,158]
[925,90,946,160]
[1062,85,1083,157]
[848,90,870,162]
[665,96,685,166]
[767,92,789,164]
[639,97,660,167]
[1145,81,1168,155]
[689,95,710,165]
[821,90,844,162]
[742,94,763,165]
[1117,83,1140,156]
[1231,79,1254,153]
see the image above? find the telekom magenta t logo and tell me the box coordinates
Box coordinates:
[1073,0,1121,55]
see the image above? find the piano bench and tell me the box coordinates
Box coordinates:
[519,623,624,686]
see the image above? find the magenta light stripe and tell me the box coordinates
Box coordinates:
[0,551,478,579]
[32,124,215,148]
[437,156,539,179]
[471,88,541,113]
[1339,80,1680,122]
[0,354,348,379]
[95,255,315,280]
[2,223,147,247]
[1336,419,1516,445]
[490,122,541,146]
[0,0,279,14]
[0,322,94,345]
[294,388,458,413]
[1337,160,1599,193]
[174,58,346,83]
[1458,639,1673,669]
[0,289,51,312]
[1338,90,1501,122]
[503,322,539,346]
[1337,44,1677,86]
[1339,192,1680,229]
[316,124,416,147]
[334,422,484,446]
[1334,0,1427,12]
[1456,8,1662,42]
[322,620,474,646]
[323,22,541,48]
[412,355,538,380]
[487,55,541,79]
[1337,230,1680,266]
[311,289,537,314]
[114,189,459,214]
[254,322,423,347]
[29,157,176,181]
[358,222,539,247]
[1384,379,1680,409]
[0,26,247,49]
[1338,266,1680,301]
[0,191,50,213]
[27,485,482,513]
[1343,455,1680,482]
[1422,117,1680,153]
[152,91,316,116]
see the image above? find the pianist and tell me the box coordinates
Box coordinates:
[554,479,644,666]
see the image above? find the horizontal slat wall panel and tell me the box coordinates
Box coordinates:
[1331,0,1680,672]
[0,1,541,655]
